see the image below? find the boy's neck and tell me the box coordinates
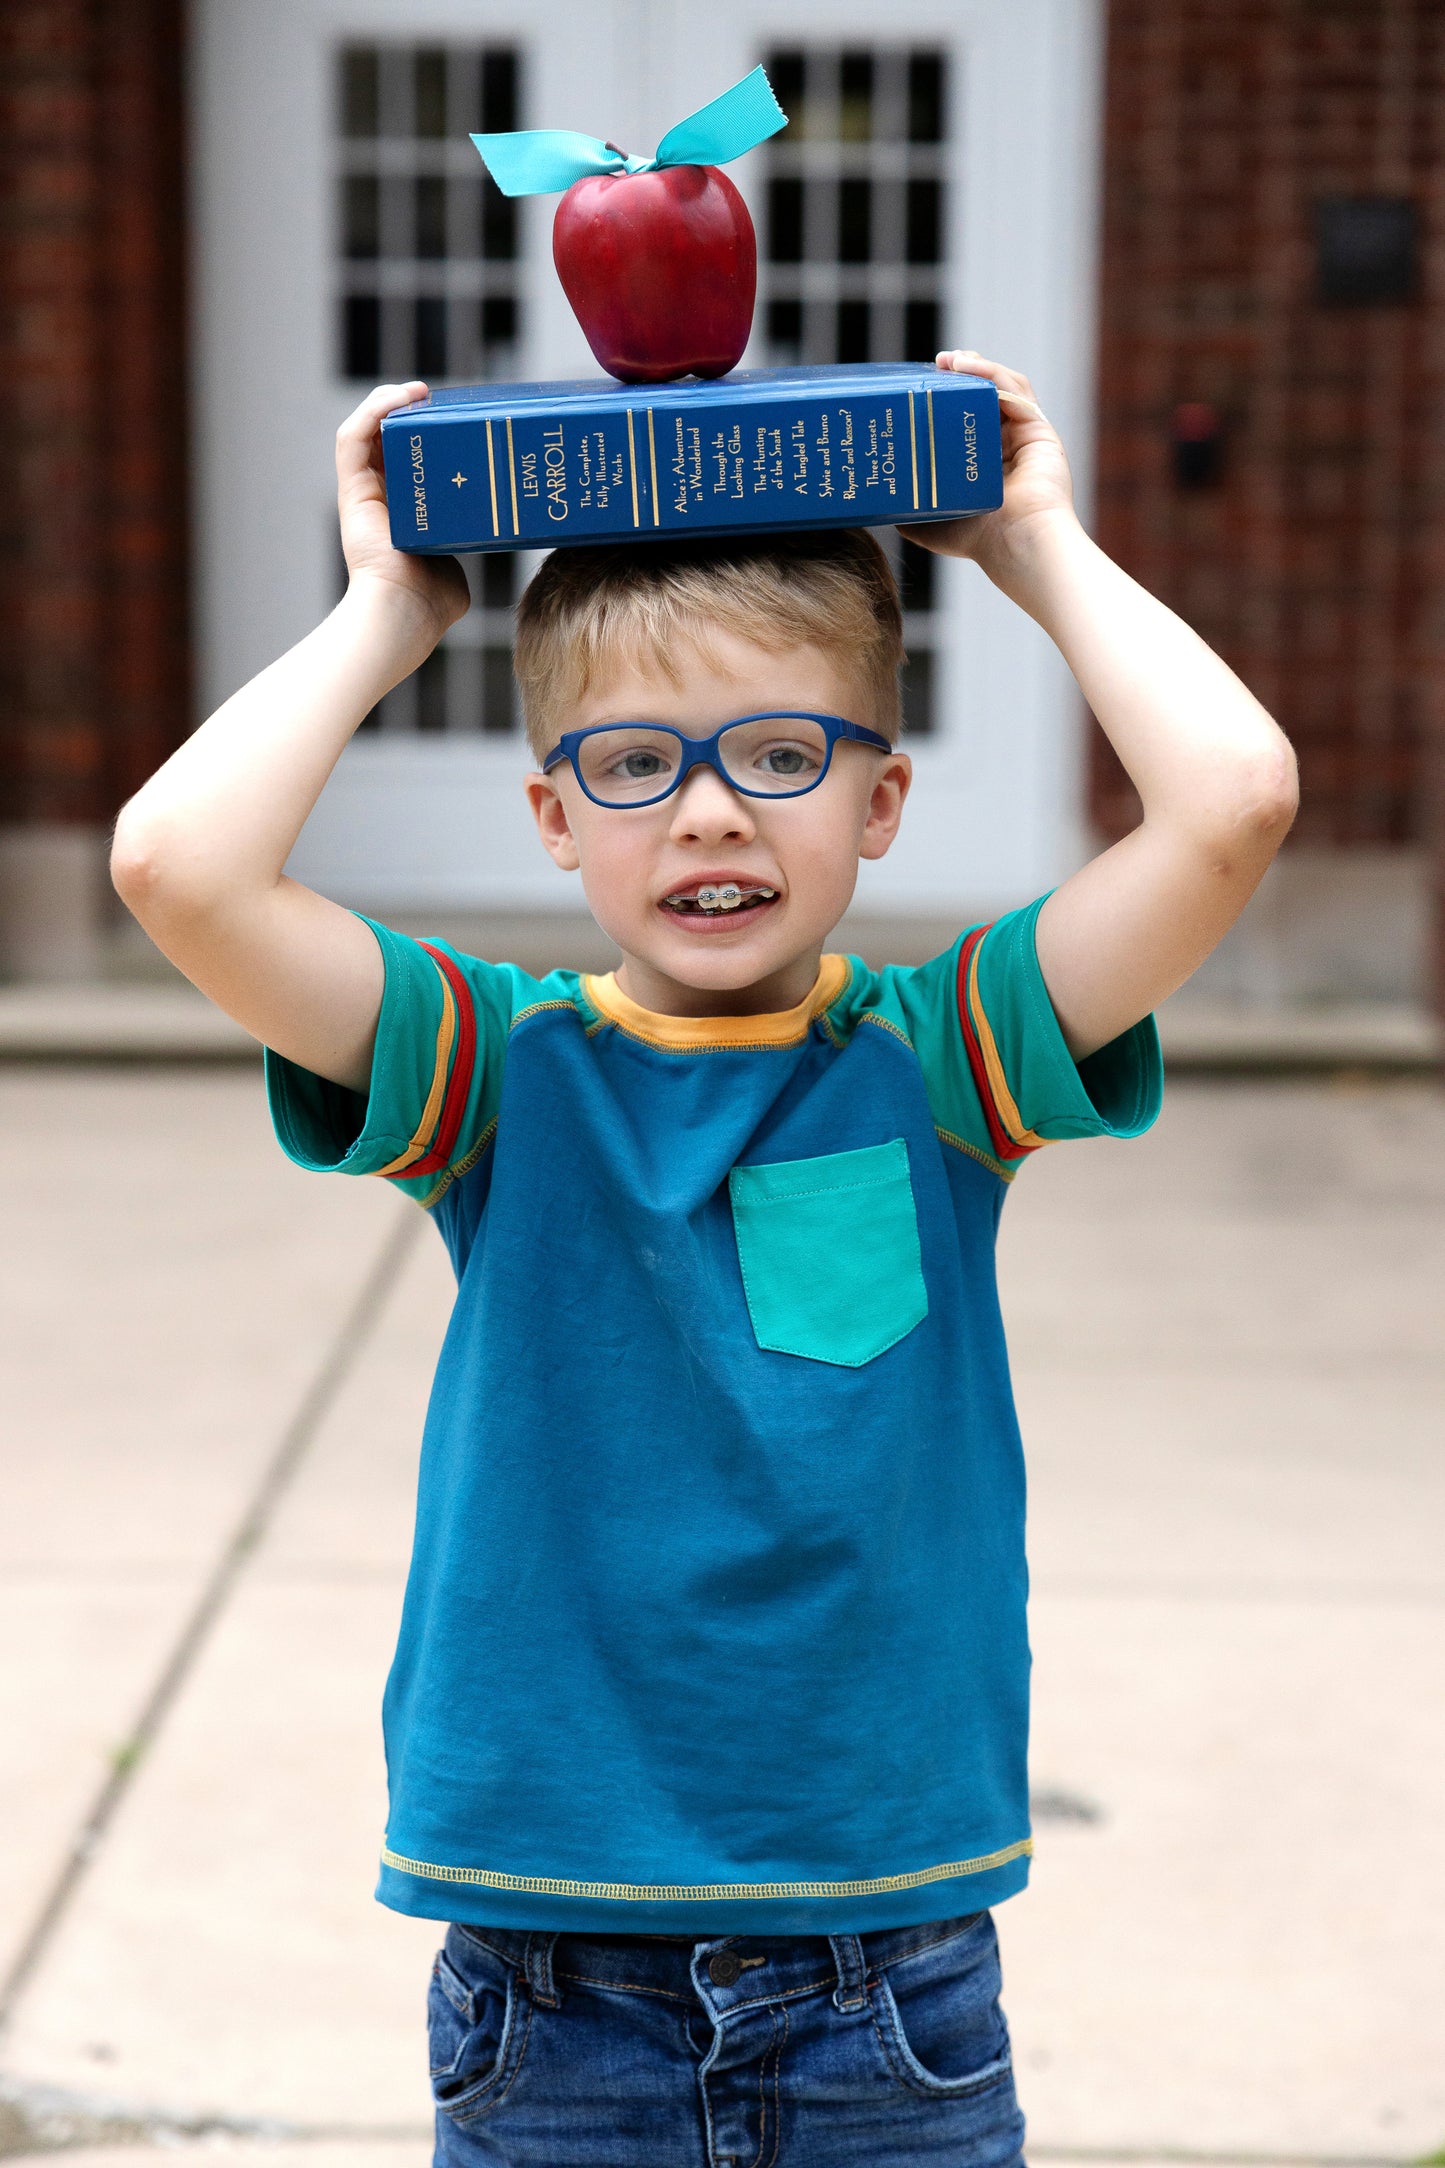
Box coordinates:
[612,943,828,1019]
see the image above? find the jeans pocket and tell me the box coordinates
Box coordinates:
[427,1932,530,2127]
[729,1138,928,1367]
[872,1913,1016,2099]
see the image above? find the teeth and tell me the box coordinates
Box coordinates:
[667,884,777,914]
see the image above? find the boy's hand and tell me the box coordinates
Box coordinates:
[338,382,471,641]
[898,352,1075,587]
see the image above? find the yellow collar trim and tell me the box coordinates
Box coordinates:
[583,954,850,1051]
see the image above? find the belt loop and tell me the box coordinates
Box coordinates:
[829,1933,868,2012]
[524,1931,560,2007]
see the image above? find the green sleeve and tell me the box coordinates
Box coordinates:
[264,915,520,1206]
[868,893,1163,1174]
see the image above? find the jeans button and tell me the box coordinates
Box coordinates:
[708,1952,742,1986]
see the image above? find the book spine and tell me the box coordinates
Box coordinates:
[384,381,1001,553]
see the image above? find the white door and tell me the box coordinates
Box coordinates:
[194,0,1102,920]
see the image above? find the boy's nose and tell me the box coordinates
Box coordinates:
[668,764,756,842]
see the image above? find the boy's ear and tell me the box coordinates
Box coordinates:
[524,771,582,872]
[858,752,912,862]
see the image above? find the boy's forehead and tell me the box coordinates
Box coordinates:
[571,630,869,733]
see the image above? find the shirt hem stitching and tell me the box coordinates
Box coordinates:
[379,1837,1032,1901]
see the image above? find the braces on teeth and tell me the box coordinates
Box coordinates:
[672,883,777,914]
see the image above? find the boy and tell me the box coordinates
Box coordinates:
[111,352,1296,2166]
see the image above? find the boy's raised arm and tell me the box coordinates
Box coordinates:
[111,385,469,1091]
[902,353,1299,1063]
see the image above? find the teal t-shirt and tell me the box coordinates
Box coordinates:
[266,897,1162,1934]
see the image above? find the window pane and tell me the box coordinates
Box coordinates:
[378,48,411,139]
[416,175,447,258]
[415,50,448,137]
[482,181,517,260]
[768,177,804,263]
[480,553,516,608]
[839,177,872,263]
[767,51,805,122]
[899,536,936,612]
[837,299,870,362]
[343,294,380,379]
[481,294,517,346]
[481,49,518,133]
[415,296,447,377]
[906,177,941,265]
[839,51,874,141]
[901,648,934,735]
[767,297,802,359]
[482,646,515,732]
[416,646,448,733]
[904,299,939,362]
[340,48,378,137]
[343,174,379,259]
[908,53,945,143]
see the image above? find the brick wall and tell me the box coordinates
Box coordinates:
[0,0,190,831]
[1093,0,1445,980]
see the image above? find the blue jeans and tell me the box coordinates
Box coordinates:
[428,1909,1026,2165]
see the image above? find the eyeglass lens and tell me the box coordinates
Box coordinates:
[575,717,832,804]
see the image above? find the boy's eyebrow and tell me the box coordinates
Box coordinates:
[575,713,728,734]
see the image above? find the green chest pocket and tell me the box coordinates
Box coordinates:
[728,1137,929,1368]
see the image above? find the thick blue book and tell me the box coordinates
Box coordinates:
[381,363,1002,553]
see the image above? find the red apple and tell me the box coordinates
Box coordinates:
[552,164,756,384]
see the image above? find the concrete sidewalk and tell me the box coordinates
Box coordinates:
[0,1069,1442,2163]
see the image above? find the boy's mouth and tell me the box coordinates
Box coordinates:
[659,881,780,922]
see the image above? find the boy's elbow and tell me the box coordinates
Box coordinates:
[110,804,212,928]
[111,803,168,914]
[1205,734,1298,867]
[1243,736,1300,849]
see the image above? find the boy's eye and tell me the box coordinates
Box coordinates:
[576,728,682,798]
[756,743,815,777]
[719,716,831,790]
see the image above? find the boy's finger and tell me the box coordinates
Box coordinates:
[935,351,1050,426]
[935,349,1039,398]
[336,382,430,466]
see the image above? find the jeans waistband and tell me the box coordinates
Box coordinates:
[449,1910,987,2014]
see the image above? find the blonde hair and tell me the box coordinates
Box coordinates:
[513,529,905,759]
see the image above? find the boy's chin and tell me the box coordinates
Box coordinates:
[612,911,821,995]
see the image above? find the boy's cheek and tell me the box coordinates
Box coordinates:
[575,841,654,936]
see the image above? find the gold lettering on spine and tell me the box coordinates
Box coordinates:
[626,410,640,528]
[646,410,660,526]
[484,420,500,538]
[505,417,519,535]
[926,390,938,508]
[907,393,920,511]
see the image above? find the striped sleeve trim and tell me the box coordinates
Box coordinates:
[373,942,478,1182]
[956,924,1048,1160]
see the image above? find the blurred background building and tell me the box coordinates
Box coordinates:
[2,0,1441,1019]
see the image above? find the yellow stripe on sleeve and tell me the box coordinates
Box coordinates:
[373,959,457,1178]
[967,941,1049,1152]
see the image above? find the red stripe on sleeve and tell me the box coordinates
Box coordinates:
[402,943,478,1179]
[955,923,1028,1164]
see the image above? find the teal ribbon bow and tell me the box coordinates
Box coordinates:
[471,65,787,198]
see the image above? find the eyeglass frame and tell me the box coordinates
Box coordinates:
[538,711,896,810]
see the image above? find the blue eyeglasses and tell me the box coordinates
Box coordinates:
[540,711,894,809]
